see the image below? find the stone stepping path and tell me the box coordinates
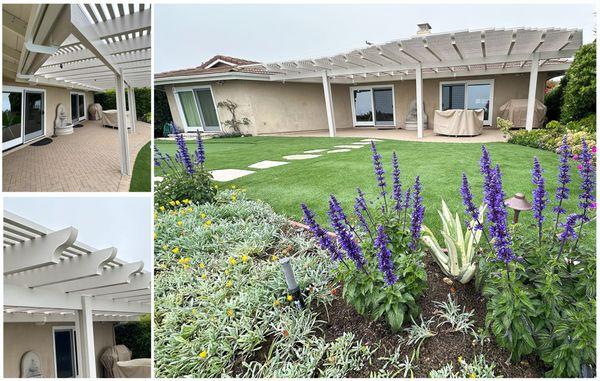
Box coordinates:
[352,142,372,145]
[304,149,328,153]
[283,154,321,160]
[360,138,384,142]
[327,149,351,153]
[334,145,362,149]
[248,160,289,169]
[210,169,255,182]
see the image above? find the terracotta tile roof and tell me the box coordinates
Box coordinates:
[155,54,272,79]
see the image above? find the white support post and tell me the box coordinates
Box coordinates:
[127,85,135,134]
[415,64,424,139]
[130,87,137,133]
[525,52,540,131]
[115,70,131,175]
[321,72,336,137]
[78,296,96,378]
[74,311,84,378]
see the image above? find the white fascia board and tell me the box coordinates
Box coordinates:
[154,72,271,86]
[6,247,117,288]
[205,59,237,68]
[68,271,150,297]
[5,284,150,314]
[4,312,141,323]
[4,227,78,274]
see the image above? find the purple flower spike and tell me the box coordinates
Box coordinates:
[531,157,548,242]
[553,136,571,221]
[460,173,482,230]
[486,165,516,264]
[301,203,342,261]
[391,152,403,211]
[557,213,580,259]
[354,198,371,235]
[374,225,398,286]
[578,138,595,222]
[175,132,195,175]
[371,142,386,196]
[328,195,366,269]
[195,131,205,166]
[409,176,425,250]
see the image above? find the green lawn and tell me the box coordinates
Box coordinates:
[130,141,151,192]
[156,136,594,237]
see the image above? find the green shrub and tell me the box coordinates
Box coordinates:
[544,76,567,122]
[154,170,216,208]
[566,114,596,133]
[497,117,513,138]
[93,87,151,120]
[114,314,151,359]
[154,86,173,138]
[561,43,596,122]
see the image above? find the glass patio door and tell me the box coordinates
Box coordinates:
[352,87,395,126]
[24,91,44,141]
[53,328,77,378]
[176,87,220,132]
[441,81,492,125]
[2,90,23,150]
[71,93,85,123]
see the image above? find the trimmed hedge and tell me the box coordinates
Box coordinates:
[94,87,151,122]
[561,42,596,123]
[114,314,151,359]
[154,86,173,138]
[544,76,566,123]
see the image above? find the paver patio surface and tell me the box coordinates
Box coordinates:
[3,120,151,192]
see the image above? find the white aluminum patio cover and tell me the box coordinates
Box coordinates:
[433,109,484,136]
[498,99,547,128]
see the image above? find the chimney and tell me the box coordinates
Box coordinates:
[417,23,432,35]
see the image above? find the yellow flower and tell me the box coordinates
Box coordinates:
[231,195,237,202]
[201,273,207,280]
[226,309,234,317]
[177,221,183,226]
[175,200,181,206]
[169,201,176,206]
[224,269,230,275]
[214,184,219,189]
[241,255,249,263]
[191,308,197,315]
[225,280,233,288]
[178,257,191,265]
[159,206,166,212]
[199,263,205,269]
[231,185,237,189]
[172,247,180,254]
[183,199,190,204]
[199,351,207,359]
[458,356,463,363]
[188,207,193,212]
[228,257,237,266]
[271,255,279,262]
[286,295,293,302]
[204,220,212,226]
[468,373,476,378]
[200,213,207,219]
[273,300,280,307]
[162,245,168,251]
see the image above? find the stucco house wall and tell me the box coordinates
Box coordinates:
[4,322,115,378]
[163,71,551,134]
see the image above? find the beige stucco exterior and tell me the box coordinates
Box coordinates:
[2,78,95,143]
[3,322,115,378]
[162,71,553,135]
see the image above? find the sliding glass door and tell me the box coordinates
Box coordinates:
[351,86,395,127]
[24,91,44,141]
[70,92,86,123]
[2,90,22,150]
[441,80,493,125]
[175,87,220,132]
[3,87,45,151]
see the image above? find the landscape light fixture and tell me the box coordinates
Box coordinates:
[279,257,305,309]
[504,193,532,223]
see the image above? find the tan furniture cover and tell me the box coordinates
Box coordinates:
[433,109,484,136]
[102,109,131,128]
[88,103,103,120]
[498,99,546,128]
[100,344,151,378]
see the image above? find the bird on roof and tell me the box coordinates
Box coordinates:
[365,40,373,46]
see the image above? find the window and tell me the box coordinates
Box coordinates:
[351,86,395,126]
[174,86,220,132]
[440,80,494,125]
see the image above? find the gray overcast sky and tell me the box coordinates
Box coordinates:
[155,3,595,73]
[4,197,151,269]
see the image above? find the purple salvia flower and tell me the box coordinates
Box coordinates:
[175,132,195,175]
[577,138,595,222]
[460,173,482,230]
[531,157,548,242]
[301,203,342,261]
[374,225,398,286]
[403,188,412,210]
[328,195,366,268]
[557,213,580,259]
[409,176,425,250]
[195,131,205,166]
[354,198,371,235]
[391,152,403,211]
[371,142,386,196]
[553,135,571,225]
[486,165,516,264]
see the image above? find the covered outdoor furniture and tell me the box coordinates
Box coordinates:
[433,109,484,136]
[102,110,131,129]
[88,103,103,120]
[100,345,151,378]
[498,99,546,128]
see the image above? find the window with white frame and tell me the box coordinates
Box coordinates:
[350,85,395,127]
[174,86,220,132]
[440,80,494,125]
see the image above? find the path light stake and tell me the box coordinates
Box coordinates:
[504,193,532,223]
[279,257,305,309]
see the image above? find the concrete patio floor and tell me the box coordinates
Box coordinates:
[3,119,151,192]
[262,127,507,143]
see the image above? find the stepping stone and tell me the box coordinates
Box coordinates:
[304,149,327,153]
[360,138,384,142]
[334,145,362,149]
[248,160,289,169]
[282,154,321,160]
[352,142,372,145]
[210,169,255,182]
[154,176,164,182]
[327,149,351,153]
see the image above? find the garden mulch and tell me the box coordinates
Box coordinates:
[313,256,546,378]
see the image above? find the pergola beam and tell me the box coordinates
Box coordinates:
[47,261,145,293]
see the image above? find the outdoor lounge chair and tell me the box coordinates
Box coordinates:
[433,109,484,137]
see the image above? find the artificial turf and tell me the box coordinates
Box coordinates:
[155,136,594,238]
[130,141,151,192]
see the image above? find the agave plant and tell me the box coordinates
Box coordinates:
[421,200,485,284]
